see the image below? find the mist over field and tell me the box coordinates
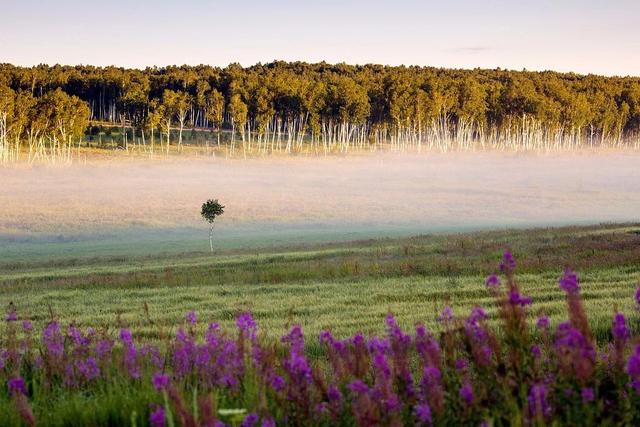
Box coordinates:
[2,152,639,241]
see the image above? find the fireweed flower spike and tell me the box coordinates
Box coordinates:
[500,251,516,273]
[236,312,257,341]
[559,268,592,339]
[610,312,631,371]
[455,358,469,373]
[559,268,580,294]
[43,321,64,359]
[22,320,33,333]
[527,384,551,421]
[437,306,453,323]
[536,315,550,330]
[627,345,640,393]
[240,413,259,427]
[460,382,473,406]
[152,372,170,392]
[185,311,197,326]
[555,322,596,382]
[612,312,630,341]
[415,402,432,425]
[485,274,501,289]
[581,387,595,404]
[149,406,166,427]
[531,345,542,358]
[508,290,532,307]
[7,377,27,396]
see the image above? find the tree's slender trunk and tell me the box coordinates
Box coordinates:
[208,223,215,252]
[165,120,171,154]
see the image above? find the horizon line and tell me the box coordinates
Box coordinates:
[3,60,639,80]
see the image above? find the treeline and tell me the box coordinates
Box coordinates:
[1,61,640,161]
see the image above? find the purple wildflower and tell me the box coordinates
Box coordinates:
[500,251,516,272]
[95,339,114,360]
[172,329,194,379]
[581,387,595,403]
[415,402,432,425]
[236,312,257,340]
[43,321,64,358]
[420,366,444,414]
[508,290,532,307]
[555,322,596,381]
[612,312,630,341]
[76,357,100,381]
[152,372,170,391]
[241,412,259,427]
[528,384,551,420]
[282,324,305,354]
[270,375,285,392]
[367,336,389,354]
[120,329,141,379]
[6,311,18,322]
[22,320,33,333]
[141,344,164,369]
[149,406,166,427]
[627,345,640,393]
[64,363,76,388]
[7,377,27,396]
[315,401,330,416]
[119,328,133,345]
[468,306,487,324]
[283,350,312,383]
[319,330,334,345]
[348,379,369,394]
[185,311,197,326]
[328,385,342,402]
[261,418,276,427]
[559,268,580,294]
[437,306,453,323]
[531,345,542,358]
[460,382,474,406]
[0,350,7,370]
[485,274,501,288]
[455,358,469,373]
[415,324,441,368]
[536,315,550,330]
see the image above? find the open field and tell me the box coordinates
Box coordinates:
[4,223,640,343]
[3,223,640,425]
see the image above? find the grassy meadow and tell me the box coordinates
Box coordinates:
[4,223,640,345]
[3,222,640,426]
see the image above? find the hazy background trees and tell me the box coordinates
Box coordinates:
[1,61,640,160]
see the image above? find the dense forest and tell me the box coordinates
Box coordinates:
[1,62,640,161]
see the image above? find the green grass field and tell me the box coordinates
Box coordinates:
[3,223,640,347]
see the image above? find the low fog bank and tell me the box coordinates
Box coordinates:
[1,152,639,242]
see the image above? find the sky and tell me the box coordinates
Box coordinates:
[1,0,639,76]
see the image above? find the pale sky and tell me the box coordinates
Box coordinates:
[1,0,639,76]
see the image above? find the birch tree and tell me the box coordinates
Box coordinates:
[201,199,225,253]
[0,85,15,162]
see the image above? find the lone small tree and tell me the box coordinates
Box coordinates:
[201,199,225,252]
